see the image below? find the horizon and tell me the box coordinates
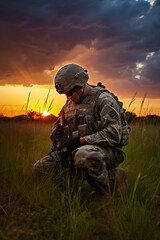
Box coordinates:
[0,84,159,117]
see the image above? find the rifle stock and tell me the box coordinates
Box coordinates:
[50,109,69,190]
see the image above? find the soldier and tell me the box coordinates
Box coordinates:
[34,64,129,193]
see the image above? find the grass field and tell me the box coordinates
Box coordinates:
[0,121,160,240]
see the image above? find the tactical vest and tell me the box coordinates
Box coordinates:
[63,86,129,148]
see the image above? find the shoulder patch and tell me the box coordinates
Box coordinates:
[108,109,118,119]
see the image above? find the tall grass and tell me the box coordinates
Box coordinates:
[0,121,160,239]
[127,92,137,112]
[21,88,54,115]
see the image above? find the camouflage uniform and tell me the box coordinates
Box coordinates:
[34,86,128,192]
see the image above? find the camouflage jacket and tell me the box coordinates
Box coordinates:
[51,86,129,149]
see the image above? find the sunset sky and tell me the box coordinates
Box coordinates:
[0,0,160,117]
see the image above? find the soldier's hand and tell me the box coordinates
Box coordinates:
[57,137,80,153]
[50,124,64,141]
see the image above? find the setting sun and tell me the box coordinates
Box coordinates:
[41,111,50,116]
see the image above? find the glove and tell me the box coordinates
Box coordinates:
[57,137,80,153]
[50,124,64,141]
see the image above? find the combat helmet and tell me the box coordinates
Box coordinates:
[55,64,89,94]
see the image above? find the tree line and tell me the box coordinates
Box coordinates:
[0,110,160,125]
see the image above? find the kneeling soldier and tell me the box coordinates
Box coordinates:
[34,64,129,193]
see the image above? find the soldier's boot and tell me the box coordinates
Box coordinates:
[108,168,128,193]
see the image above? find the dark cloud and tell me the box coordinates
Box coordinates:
[0,0,160,97]
[139,52,160,84]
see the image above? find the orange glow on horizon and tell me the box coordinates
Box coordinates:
[0,85,66,117]
[0,85,159,117]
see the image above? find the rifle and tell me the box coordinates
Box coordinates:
[49,109,68,190]
[57,110,67,186]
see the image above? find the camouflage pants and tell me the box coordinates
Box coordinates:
[33,145,116,191]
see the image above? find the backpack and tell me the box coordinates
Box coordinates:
[91,82,130,147]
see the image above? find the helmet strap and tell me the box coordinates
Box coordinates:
[75,84,86,104]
